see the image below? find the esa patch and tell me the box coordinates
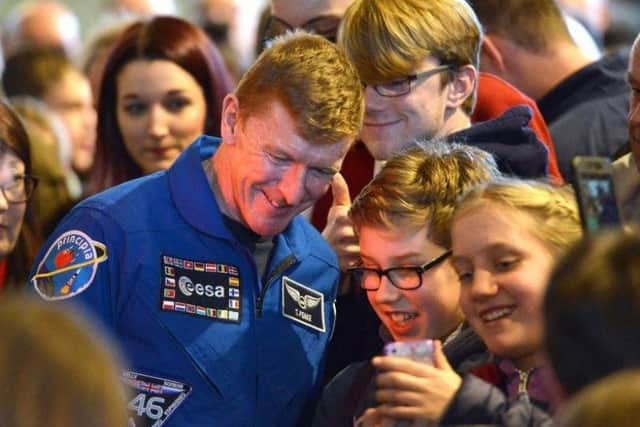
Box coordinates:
[281,276,325,333]
[30,230,108,300]
[122,371,191,427]
[159,255,241,324]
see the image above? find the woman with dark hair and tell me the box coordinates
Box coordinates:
[87,15,234,195]
[0,100,39,291]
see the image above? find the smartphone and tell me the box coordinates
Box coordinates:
[380,340,435,427]
[571,156,621,233]
[383,340,434,364]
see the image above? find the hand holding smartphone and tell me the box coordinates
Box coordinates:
[379,340,435,427]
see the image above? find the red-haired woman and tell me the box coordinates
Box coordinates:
[87,16,234,195]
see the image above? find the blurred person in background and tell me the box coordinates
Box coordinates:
[198,0,236,43]
[613,31,640,228]
[0,100,39,292]
[469,0,630,180]
[545,230,640,403]
[82,18,135,100]
[268,0,350,44]
[1,1,81,60]
[0,295,127,426]
[555,369,640,427]
[87,15,234,195]
[557,0,610,48]
[554,0,640,52]
[10,97,78,238]
[606,0,640,50]
[1,48,96,189]
[196,0,241,81]
[107,0,177,16]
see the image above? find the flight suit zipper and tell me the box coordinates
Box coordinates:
[255,255,297,318]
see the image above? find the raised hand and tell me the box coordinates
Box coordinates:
[322,172,360,273]
[371,341,462,423]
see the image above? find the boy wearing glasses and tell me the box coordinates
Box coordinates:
[313,141,499,426]
[319,0,553,383]
[339,0,548,175]
[325,0,551,274]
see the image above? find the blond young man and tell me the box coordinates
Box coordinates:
[339,0,548,173]
[316,0,551,389]
[327,0,549,272]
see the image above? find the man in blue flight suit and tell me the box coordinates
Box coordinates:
[29,32,364,427]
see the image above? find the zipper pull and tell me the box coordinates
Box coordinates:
[255,294,263,318]
[517,369,531,403]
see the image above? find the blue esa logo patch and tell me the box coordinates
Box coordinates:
[31,230,108,300]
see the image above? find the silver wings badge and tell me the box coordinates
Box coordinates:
[285,283,321,310]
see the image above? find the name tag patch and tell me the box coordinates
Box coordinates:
[159,255,241,323]
[281,276,325,333]
[122,371,191,427]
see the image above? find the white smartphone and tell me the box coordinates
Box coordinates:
[383,340,434,364]
[379,340,435,427]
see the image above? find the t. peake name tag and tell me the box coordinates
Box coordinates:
[281,276,325,333]
[159,255,241,323]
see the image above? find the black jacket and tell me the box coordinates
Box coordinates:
[446,105,550,178]
[312,325,488,427]
[537,50,630,180]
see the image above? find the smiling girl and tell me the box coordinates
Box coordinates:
[445,179,582,421]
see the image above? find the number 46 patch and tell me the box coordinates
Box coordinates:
[121,371,191,427]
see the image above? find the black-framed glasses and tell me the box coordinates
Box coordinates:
[368,64,453,97]
[348,250,453,291]
[0,174,38,203]
[262,14,342,47]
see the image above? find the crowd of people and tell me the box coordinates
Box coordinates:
[0,0,639,425]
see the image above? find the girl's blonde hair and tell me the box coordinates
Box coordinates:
[454,178,582,255]
[350,140,499,248]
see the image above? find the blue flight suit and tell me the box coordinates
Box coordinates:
[29,136,339,426]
